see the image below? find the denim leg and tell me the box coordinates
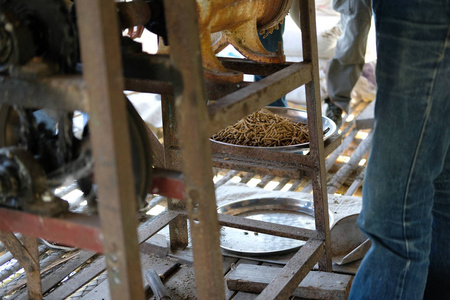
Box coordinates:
[327,0,372,113]
[349,1,450,299]
[424,147,450,299]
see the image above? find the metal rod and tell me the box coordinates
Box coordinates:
[0,75,87,112]
[163,0,226,298]
[207,62,312,137]
[0,208,102,253]
[298,0,333,271]
[217,213,323,241]
[160,93,189,250]
[255,239,324,299]
[0,232,42,299]
[75,0,145,299]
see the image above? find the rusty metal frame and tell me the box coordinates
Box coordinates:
[0,0,192,299]
[162,1,227,298]
[161,0,334,298]
[74,1,146,299]
[0,232,41,299]
[298,0,333,272]
[153,0,335,298]
[0,205,182,254]
[0,0,335,298]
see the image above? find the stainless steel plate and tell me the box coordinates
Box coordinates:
[211,106,337,150]
[217,198,333,256]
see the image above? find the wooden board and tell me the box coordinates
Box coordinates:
[355,100,375,130]
[226,264,353,300]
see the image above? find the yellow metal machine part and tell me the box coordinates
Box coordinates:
[163,0,293,82]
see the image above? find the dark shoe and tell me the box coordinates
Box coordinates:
[325,97,343,128]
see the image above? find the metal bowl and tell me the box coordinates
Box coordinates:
[217,197,334,256]
[210,106,337,150]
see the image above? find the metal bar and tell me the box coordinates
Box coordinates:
[0,75,87,111]
[211,141,315,168]
[289,179,303,192]
[75,0,145,299]
[212,156,311,179]
[160,93,189,250]
[0,250,13,267]
[163,0,226,298]
[137,210,182,243]
[255,239,324,300]
[239,172,255,184]
[274,178,291,191]
[124,77,251,100]
[21,236,41,300]
[217,213,323,241]
[207,62,312,137]
[43,254,105,300]
[256,175,276,189]
[214,169,239,188]
[145,127,165,168]
[0,233,21,256]
[325,128,359,172]
[211,132,341,179]
[327,131,372,194]
[122,54,174,82]
[167,197,189,251]
[12,251,73,300]
[7,211,182,300]
[149,169,185,200]
[298,0,333,271]
[219,57,293,76]
[0,208,102,252]
[16,250,96,300]
[42,212,181,300]
[161,94,181,171]
[124,78,173,94]
[0,208,182,258]
[0,246,46,297]
[345,170,365,196]
[0,232,42,299]
[205,80,251,100]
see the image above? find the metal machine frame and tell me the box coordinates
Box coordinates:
[0,0,340,299]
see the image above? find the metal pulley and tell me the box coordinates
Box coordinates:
[0,147,69,215]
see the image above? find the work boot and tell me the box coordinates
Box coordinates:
[325,97,343,128]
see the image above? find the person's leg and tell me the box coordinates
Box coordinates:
[349,1,450,299]
[255,22,288,107]
[423,30,450,298]
[326,0,372,114]
[424,146,450,299]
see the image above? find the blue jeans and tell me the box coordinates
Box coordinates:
[349,1,450,299]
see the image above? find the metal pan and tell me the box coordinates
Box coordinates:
[217,197,334,256]
[330,214,370,265]
[210,106,337,151]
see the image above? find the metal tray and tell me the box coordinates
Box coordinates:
[210,106,337,151]
[217,197,333,256]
